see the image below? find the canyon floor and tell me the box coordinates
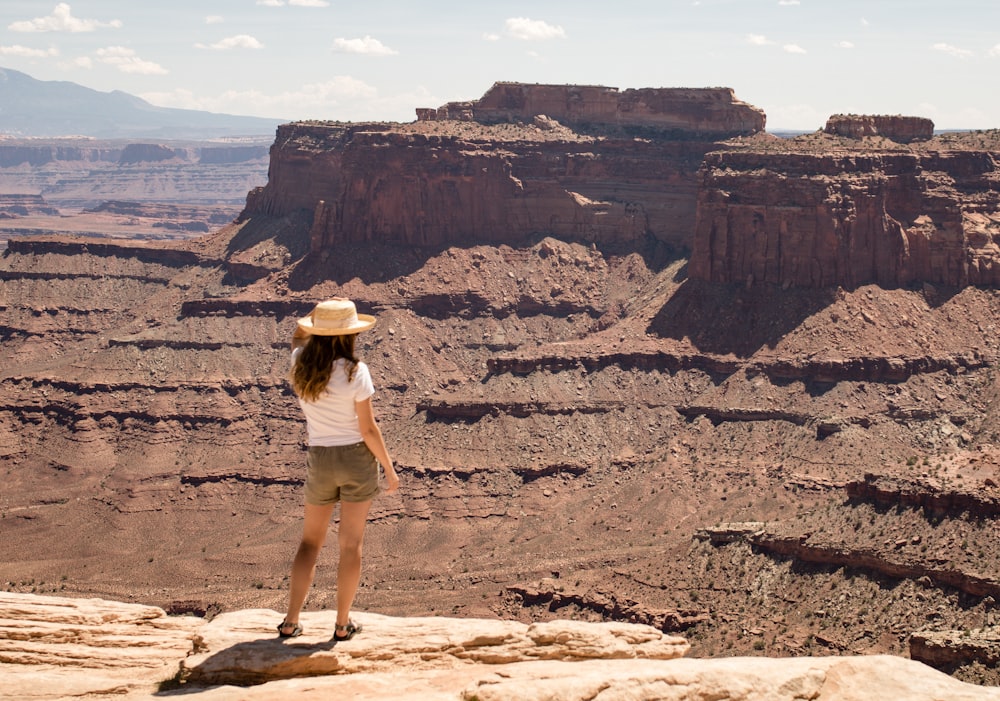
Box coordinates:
[3,129,1000,687]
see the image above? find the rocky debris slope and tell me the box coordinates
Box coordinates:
[6,229,1000,685]
[4,592,1000,701]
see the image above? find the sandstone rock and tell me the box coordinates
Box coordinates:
[181,608,689,685]
[4,592,1000,701]
[246,121,716,251]
[846,472,1000,519]
[911,627,1000,671]
[118,143,182,165]
[423,82,766,138]
[506,581,709,632]
[190,656,1000,701]
[0,591,202,699]
[750,531,1000,599]
[0,194,60,217]
[694,521,766,544]
[825,114,934,143]
[689,147,1000,288]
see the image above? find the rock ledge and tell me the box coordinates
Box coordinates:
[4,592,1000,700]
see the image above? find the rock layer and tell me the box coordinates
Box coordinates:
[3,592,1000,701]
[825,114,935,143]
[689,146,1000,288]
[244,122,720,250]
[421,82,766,138]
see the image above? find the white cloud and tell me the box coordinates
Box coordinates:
[482,32,500,42]
[504,17,566,41]
[205,15,224,25]
[784,43,806,54]
[257,0,285,6]
[332,36,398,56]
[861,17,869,27]
[196,35,264,50]
[990,44,1000,57]
[835,40,855,49]
[95,46,167,75]
[932,42,972,58]
[778,0,800,5]
[746,34,774,46]
[9,3,122,33]
[0,44,59,58]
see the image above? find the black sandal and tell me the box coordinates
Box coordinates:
[277,620,302,638]
[334,620,362,641]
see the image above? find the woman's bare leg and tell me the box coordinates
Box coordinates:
[282,502,336,633]
[336,499,372,629]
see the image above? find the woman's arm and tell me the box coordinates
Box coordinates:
[356,397,399,494]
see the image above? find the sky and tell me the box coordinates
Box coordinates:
[0,1,998,130]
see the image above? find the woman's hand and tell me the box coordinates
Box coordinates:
[382,465,400,494]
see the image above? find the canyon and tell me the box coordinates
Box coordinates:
[0,137,271,246]
[3,82,1000,695]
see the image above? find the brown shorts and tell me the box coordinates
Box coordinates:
[304,442,380,505]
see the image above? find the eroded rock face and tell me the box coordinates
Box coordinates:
[240,82,767,252]
[244,121,721,250]
[4,592,999,701]
[689,145,1000,288]
[0,591,202,699]
[825,115,935,143]
[911,627,1000,673]
[422,82,767,138]
[118,143,182,164]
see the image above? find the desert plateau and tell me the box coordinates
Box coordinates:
[4,81,1000,698]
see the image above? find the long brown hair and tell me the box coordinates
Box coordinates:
[290,334,359,402]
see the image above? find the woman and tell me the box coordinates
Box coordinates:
[277,298,399,641]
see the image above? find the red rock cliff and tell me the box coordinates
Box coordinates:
[243,120,734,250]
[240,83,769,251]
[689,145,1000,288]
[825,115,934,143]
[423,82,766,138]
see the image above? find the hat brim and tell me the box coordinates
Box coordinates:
[297,313,376,336]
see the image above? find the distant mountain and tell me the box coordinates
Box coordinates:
[0,67,285,139]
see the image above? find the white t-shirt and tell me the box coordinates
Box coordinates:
[291,349,375,446]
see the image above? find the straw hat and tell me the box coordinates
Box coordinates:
[297,298,376,336]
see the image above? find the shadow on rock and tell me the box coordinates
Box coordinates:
[646,279,838,357]
[286,242,453,290]
[158,635,344,694]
